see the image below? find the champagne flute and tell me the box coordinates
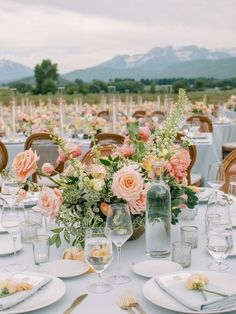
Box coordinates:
[1,201,26,271]
[105,203,133,284]
[207,221,233,271]
[84,227,113,293]
[207,162,225,201]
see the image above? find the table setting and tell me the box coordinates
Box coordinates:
[0,89,236,314]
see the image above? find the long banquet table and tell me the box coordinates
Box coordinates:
[0,202,236,314]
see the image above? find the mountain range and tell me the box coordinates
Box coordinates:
[1,46,236,84]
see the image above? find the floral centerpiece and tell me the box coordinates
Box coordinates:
[12,89,198,248]
[190,101,215,116]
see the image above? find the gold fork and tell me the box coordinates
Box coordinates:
[118,295,136,313]
[119,293,147,314]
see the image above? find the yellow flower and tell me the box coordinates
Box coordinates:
[188,186,200,193]
[186,273,209,290]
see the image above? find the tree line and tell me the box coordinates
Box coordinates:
[9,59,236,95]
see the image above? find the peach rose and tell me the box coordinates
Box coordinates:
[57,142,82,164]
[12,149,39,182]
[42,163,54,176]
[37,187,63,220]
[137,126,151,142]
[115,137,135,159]
[111,165,144,202]
[100,202,109,216]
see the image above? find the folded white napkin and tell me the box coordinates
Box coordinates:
[0,273,51,311]
[155,272,236,311]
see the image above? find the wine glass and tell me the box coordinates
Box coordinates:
[228,175,236,202]
[77,128,84,141]
[1,201,26,271]
[207,221,233,271]
[2,171,20,206]
[192,118,201,133]
[84,227,113,293]
[207,162,225,201]
[105,203,133,284]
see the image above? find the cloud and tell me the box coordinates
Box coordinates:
[0,0,235,72]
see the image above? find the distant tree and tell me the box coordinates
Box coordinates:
[9,82,33,93]
[150,81,156,93]
[34,59,59,94]
[172,80,189,93]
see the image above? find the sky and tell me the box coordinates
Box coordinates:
[0,0,235,73]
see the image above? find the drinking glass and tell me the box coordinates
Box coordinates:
[192,118,201,133]
[207,162,225,200]
[32,235,50,265]
[105,203,133,284]
[207,222,233,271]
[2,172,20,207]
[84,227,113,293]
[1,202,26,271]
[228,175,236,202]
[77,128,84,140]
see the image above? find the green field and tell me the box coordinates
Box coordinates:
[0,87,235,106]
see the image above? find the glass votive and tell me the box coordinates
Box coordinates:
[172,241,191,268]
[27,209,42,228]
[181,226,198,249]
[32,235,50,265]
[45,216,57,232]
[20,221,38,243]
[178,207,195,221]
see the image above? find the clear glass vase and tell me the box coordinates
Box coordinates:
[145,162,171,258]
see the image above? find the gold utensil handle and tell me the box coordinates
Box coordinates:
[134,303,146,314]
[63,293,88,314]
[127,308,136,314]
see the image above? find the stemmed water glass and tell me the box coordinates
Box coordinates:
[105,203,133,284]
[206,221,233,271]
[2,171,20,207]
[207,162,225,201]
[84,227,113,293]
[1,201,26,271]
[228,175,236,202]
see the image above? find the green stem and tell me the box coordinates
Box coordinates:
[200,290,208,301]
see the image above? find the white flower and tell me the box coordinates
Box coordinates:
[91,178,104,192]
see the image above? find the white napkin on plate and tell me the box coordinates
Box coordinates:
[155,272,236,311]
[0,273,51,311]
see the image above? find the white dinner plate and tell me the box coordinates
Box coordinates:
[0,272,66,314]
[40,259,89,278]
[0,238,22,255]
[133,260,183,278]
[0,222,6,233]
[143,270,236,313]
[2,139,25,145]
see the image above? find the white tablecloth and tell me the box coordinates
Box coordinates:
[0,203,236,314]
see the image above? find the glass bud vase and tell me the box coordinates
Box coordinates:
[145,162,171,257]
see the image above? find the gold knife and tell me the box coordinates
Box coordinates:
[63,293,88,314]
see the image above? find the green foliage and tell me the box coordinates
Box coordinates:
[172,80,190,93]
[34,59,59,94]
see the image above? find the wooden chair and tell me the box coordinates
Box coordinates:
[97,110,109,121]
[222,142,236,159]
[0,141,8,171]
[24,133,64,184]
[81,144,115,166]
[187,115,213,133]
[90,133,125,148]
[132,110,146,119]
[221,150,236,193]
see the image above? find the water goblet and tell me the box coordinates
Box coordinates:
[1,201,26,271]
[105,203,133,284]
[84,227,113,293]
[207,221,233,271]
[207,162,225,201]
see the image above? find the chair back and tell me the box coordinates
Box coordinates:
[97,110,109,121]
[221,150,236,193]
[81,144,115,166]
[0,141,8,171]
[132,110,146,119]
[24,133,64,182]
[187,115,213,132]
[90,133,125,148]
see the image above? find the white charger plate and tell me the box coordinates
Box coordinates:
[0,238,22,255]
[143,270,236,313]
[0,272,66,314]
[133,260,182,278]
[40,259,89,278]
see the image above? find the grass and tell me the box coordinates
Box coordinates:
[0,87,235,106]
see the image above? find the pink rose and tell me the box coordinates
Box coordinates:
[115,137,135,158]
[111,165,144,202]
[165,146,191,182]
[137,126,151,142]
[37,187,63,220]
[42,163,54,176]
[12,149,39,182]
[128,189,146,215]
[57,142,82,164]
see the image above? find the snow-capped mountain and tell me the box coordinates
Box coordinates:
[0,59,33,83]
[64,45,236,81]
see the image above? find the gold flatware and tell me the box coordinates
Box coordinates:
[63,293,88,314]
[118,295,136,313]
